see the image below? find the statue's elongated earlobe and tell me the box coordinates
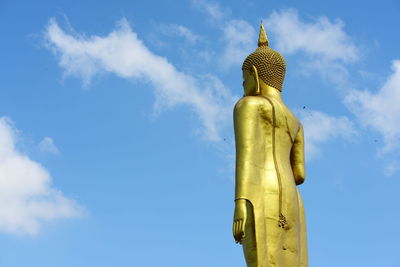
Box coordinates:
[252,65,261,95]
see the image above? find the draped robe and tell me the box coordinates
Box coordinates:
[234,95,308,267]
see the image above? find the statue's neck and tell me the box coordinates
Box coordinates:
[260,84,282,101]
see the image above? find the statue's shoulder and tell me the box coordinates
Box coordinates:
[234,96,270,112]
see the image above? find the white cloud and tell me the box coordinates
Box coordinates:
[345,60,400,153]
[219,19,256,69]
[38,137,59,154]
[192,0,256,70]
[162,24,202,43]
[44,18,236,141]
[192,0,226,21]
[0,117,82,236]
[299,109,357,159]
[265,9,358,62]
[264,9,359,86]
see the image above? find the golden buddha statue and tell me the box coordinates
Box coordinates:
[233,23,308,267]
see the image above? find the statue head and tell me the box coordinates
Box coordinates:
[242,23,286,94]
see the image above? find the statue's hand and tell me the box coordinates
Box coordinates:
[233,199,247,244]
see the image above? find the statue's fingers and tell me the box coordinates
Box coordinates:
[238,220,242,235]
[241,219,246,239]
[236,221,241,242]
[233,221,238,241]
[237,223,241,241]
[238,220,244,244]
[239,220,245,240]
[235,221,240,240]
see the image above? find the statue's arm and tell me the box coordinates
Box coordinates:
[233,97,261,243]
[234,97,261,200]
[290,124,306,185]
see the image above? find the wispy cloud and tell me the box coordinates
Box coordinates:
[191,0,226,21]
[265,9,358,62]
[192,0,256,70]
[161,24,202,43]
[299,109,357,159]
[346,60,400,153]
[264,9,359,86]
[0,117,82,236]
[38,137,59,154]
[219,19,256,69]
[44,18,236,141]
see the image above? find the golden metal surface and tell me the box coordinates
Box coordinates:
[233,24,308,267]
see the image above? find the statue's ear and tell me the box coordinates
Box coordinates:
[251,65,261,95]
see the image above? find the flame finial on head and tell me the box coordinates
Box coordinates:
[258,22,269,47]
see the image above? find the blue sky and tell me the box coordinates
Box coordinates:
[1,0,400,266]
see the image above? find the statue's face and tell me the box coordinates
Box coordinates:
[242,69,257,96]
